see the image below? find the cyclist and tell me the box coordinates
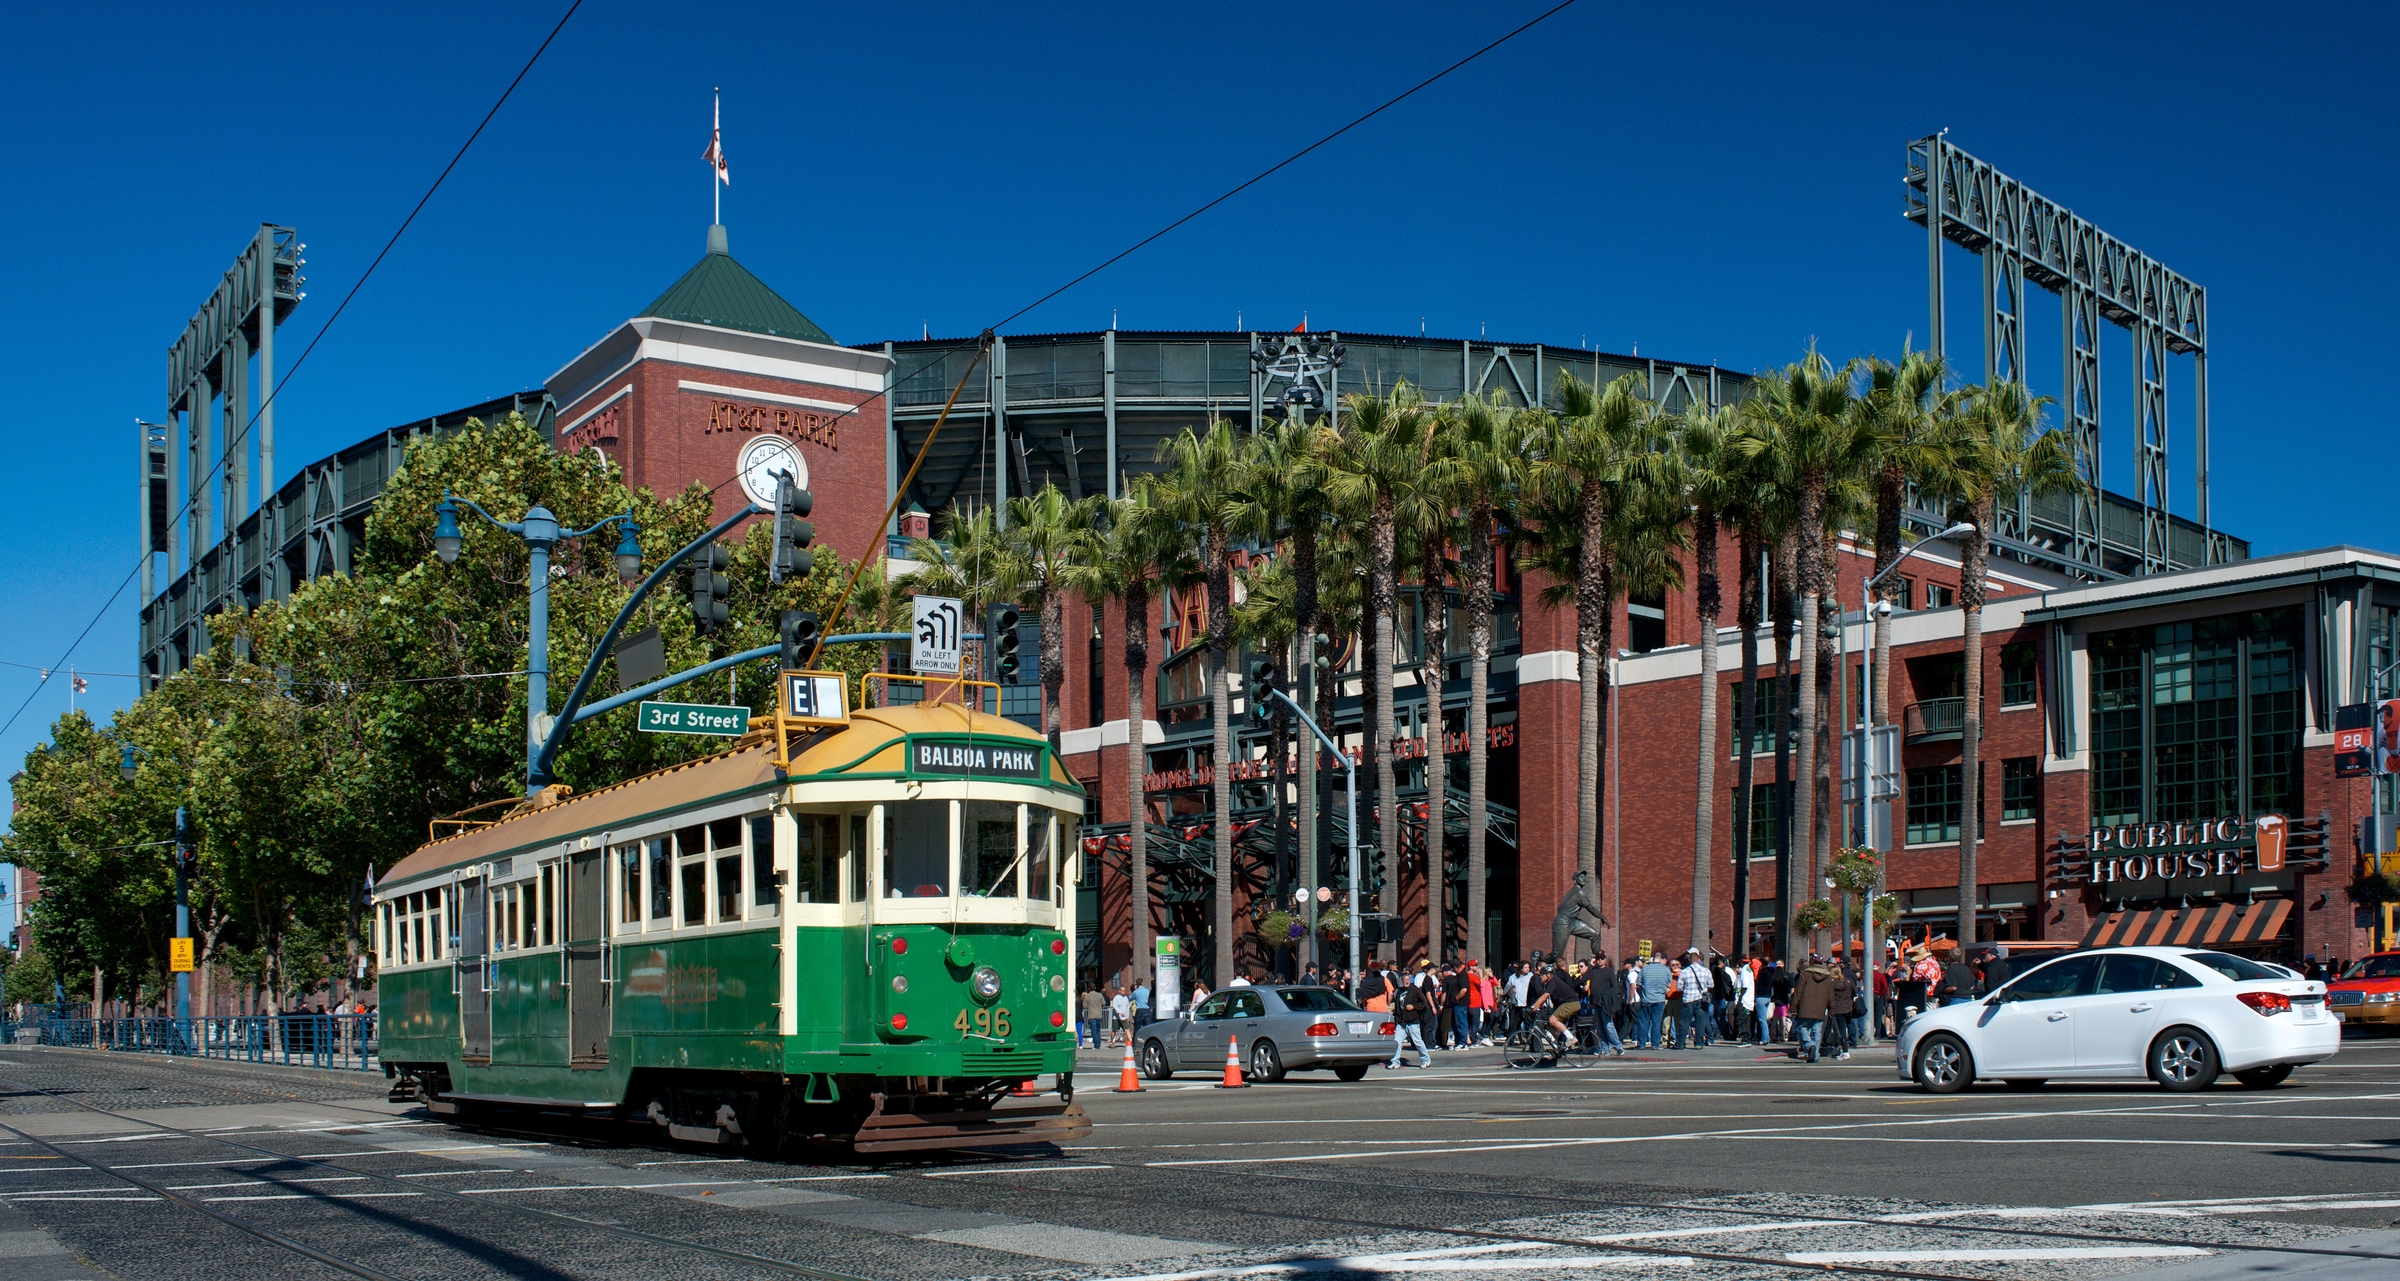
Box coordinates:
[1533,961,1584,1061]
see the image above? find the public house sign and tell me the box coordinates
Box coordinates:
[2072,813,2288,884]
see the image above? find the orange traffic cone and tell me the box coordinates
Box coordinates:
[1011,1076,1040,1097]
[1215,1034,1248,1089]
[1113,1041,1145,1093]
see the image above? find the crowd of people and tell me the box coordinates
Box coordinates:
[1077,936,2060,1067]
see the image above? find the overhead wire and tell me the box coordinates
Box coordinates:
[32,0,1570,750]
[1,0,586,741]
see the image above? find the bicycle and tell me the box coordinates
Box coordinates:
[1503,1011,1603,1069]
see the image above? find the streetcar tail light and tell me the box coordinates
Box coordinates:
[890,1013,908,1031]
[1305,1022,1337,1038]
[2237,991,2292,1016]
[1050,938,1067,955]
[891,936,907,955]
[1378,1022,1396,1035]
[1050,1010,1066,1028]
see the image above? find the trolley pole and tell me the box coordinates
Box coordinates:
[1267,688,1358,1002]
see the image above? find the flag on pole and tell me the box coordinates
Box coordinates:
[360,864,377,908]
[71,672,87,696]
[703,92,729,186]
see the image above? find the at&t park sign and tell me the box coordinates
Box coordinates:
[2079,814,2290,884]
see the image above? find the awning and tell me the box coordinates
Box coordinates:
[2081,900,2293,949]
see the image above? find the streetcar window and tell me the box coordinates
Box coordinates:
[752,816,780,912]
[648,838,672,923]
[794,815,837,905]
[429,894,444,960]
[1029,815,1055,906]
[539,865,556,948]
[709,817,742,855]
[395,901,410,965]
[680,860,706,926]
[968,800,1020,898]
[883,801,951,897]
[677,824,706,859]
[378,903,393,965]
[849,814,867,902]
[413,903,427,964]
[715,853,742,922]
[617,843,641,927]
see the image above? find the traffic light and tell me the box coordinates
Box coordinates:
[987,605,1022,682]
[1248,659,1281,728]
[770,475,815,584]
[780,609,820,670]
[690,544,731,632]
[172,806,197,876]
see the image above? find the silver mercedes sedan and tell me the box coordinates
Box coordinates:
[1139,985,1395,1082]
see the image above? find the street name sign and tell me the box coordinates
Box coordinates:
[637,701,750,736]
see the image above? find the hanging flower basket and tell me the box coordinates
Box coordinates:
[1792,899,1839,934]
[1256,910,1298,945]
[1316,907,1351,942]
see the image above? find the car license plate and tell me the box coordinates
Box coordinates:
[1346,1021,1371,1035]
[2299,1004,2323,1022]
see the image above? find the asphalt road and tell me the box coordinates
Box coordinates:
[1,1033,2395,1281]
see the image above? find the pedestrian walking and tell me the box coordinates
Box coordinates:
[1675,949,1712,1048]
[1730,955,1756,1042]
[1790,954,1838,1063]
[1585,952,1625,1055]
[1079,986,1105,1048]
[1637,953,1670,1049]
[1766,960,1794,1043]
[1388,976,1434,1069]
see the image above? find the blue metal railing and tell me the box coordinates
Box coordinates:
[20,1014,379,1072]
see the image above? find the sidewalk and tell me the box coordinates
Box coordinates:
[1,1042,392,1092]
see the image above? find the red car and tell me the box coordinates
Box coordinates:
[2327,952,2400,1033]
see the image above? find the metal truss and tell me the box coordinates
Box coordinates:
[1906,136,2216,576]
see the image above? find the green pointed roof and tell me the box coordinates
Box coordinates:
[638,226,834,344]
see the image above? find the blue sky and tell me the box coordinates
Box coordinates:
[0,1,2393,821]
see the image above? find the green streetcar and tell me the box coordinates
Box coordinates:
[370,696,1092,1154]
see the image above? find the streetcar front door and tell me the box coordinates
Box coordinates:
[458,875,490,1062]
[566,848,608,1068]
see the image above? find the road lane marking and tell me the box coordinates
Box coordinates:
[1787,1247,2208,1263]
[922,1164,1112,1176]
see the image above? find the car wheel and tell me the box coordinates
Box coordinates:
[2232,1063,2293,1089]
[1333,1064,1369,1081]
[1914,1033,1973,1094]
[2150,1028,2220,1092]
[1249,1040,1285,1084]
[2003,1079,2045,1091]
[1139,1039,1174,1081]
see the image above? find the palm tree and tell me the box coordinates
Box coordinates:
[1725,412,1789,958]
[1448,394,1526,968]
[896,503,1012,686]
[1857,351,1954,727]
[1239,416,1334,944]
[1064,489,1174,982]
[1323,388,1440,963]
[1002,484,1103,748]
[1939,381,2085,948]
[1678,403,1741,953]
[1150,421,1253,987]
[1738,351,1868,959]
[1530,373,1664,929]
[1403,408,1463,962]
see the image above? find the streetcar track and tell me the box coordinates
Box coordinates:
[0,1071,874,1281]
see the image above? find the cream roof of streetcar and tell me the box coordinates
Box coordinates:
[376,702,1075,890]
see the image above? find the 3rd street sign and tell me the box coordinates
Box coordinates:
[637,701,750,736]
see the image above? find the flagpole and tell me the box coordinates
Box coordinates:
[712,88,721,227]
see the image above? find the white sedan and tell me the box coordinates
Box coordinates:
[1897,946,2338,1093]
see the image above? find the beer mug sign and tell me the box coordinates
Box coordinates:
[2254,813,2287,873]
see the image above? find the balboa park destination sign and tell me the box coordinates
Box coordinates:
[2076,814,2289,884]
[910,739,1045,782]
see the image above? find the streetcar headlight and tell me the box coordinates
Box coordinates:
[970,965,1003,1002]
[1049,974,1066,992]
[891,975,909,994]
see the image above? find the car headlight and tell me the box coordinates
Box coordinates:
[970,965,1003,1002]
[2369,992,2399,1004]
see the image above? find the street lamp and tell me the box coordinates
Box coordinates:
[1850,519,1972,1047]
[431,490,642,795]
